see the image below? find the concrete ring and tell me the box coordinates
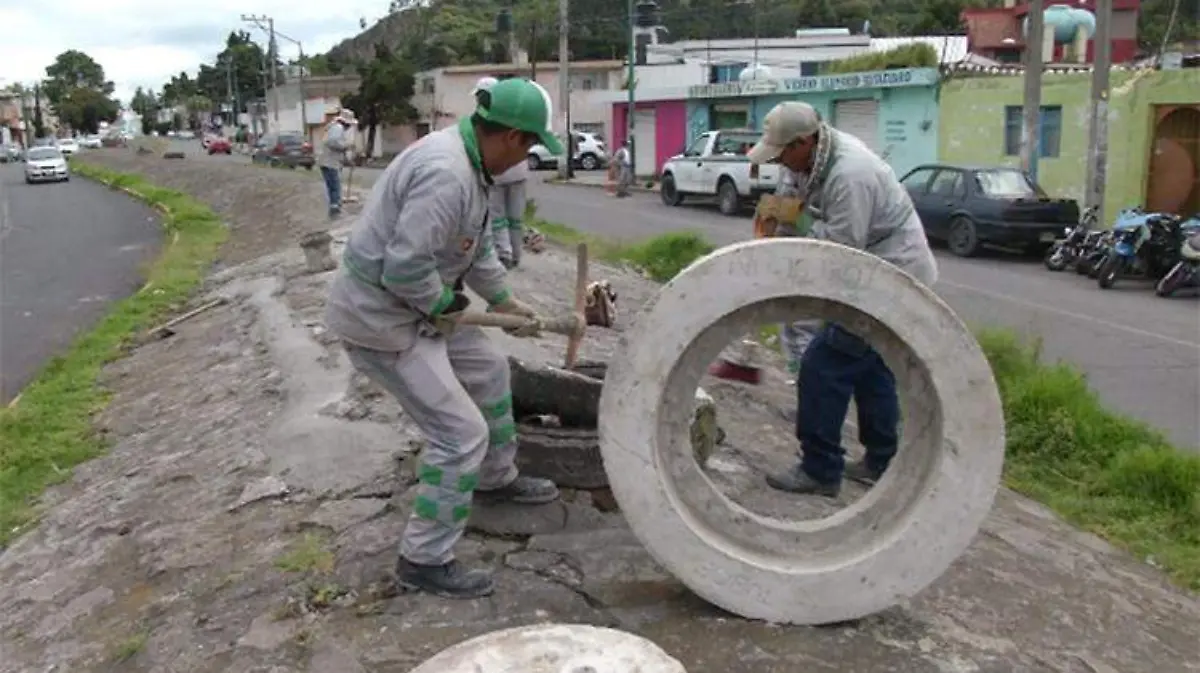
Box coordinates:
[409,623,688,673]
[598,238,1005,625]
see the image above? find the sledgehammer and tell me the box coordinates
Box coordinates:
[455,243,589,369]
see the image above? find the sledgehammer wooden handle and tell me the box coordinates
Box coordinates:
[454,311,583,336]
[564,243,589,369]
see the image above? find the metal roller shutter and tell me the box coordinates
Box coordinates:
[833,99,880,153]
[632,109,658,176]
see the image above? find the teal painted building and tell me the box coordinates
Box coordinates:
[684,67,942,178]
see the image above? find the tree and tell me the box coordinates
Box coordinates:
[195,31,277,116]
[42,50,115,110]
[341,43,417,157]
[131,87,159,135]
[57,88,119,135]
[184,95,213,131]
[32,85,46,139]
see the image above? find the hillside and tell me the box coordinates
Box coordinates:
[319,0,1196,72]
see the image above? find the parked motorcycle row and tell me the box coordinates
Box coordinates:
[1043,205,1200,298]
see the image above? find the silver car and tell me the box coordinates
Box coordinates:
[24,146,69,184]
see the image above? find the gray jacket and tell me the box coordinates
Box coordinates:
[492,161,528,186]
[319,122,349,169]
[324,124,510,351]
[778,129,938,287]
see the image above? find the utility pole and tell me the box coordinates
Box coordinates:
[297,43,310,141]
[626,0,636,176]
[557,0,572,179]
[1019,0,1045,182]
[530,23,539,80]
[1084,0,1112,228]
[225,54,235,128]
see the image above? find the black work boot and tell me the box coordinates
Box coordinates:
[395,558,495,599]
[765,466,840,498]
[477,475,560,505]
[844,460,885,486]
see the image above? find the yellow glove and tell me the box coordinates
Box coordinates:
[490,296,540,338]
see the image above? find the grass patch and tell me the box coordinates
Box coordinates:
[274,532,335,574]
[0,161,227,547]
[533,219,1200,590]
[110,629,150,662]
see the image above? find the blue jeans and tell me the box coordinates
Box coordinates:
[320,166,341,214]
[796,324,900,484]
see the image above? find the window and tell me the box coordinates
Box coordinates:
[571,73,604,91]
[684,135,709,157]
[1003,105,1062,158]
[711,62,748,83]
[419,78,435,94]
[974,169,1045,198]
[928,169,965,198]
[798,61,820,76]
[713,131,760,156]
[900,168,937,192]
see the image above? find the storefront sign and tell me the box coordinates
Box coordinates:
[687,67,938,99]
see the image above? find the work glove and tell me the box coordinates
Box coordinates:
[489,296,541,338]
[431,292,471,335]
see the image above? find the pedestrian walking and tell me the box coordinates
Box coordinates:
[612,139,633,197]
[324,78,565,599]
[747,101,938,497]
[473,77,529,269]
[319,108,357,219]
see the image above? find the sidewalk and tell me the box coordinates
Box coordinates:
[543,170,660,193]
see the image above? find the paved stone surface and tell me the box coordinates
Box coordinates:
[1,152,1192,672]
[0,162,163,403]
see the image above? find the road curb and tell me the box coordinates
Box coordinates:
[543,178,658,194]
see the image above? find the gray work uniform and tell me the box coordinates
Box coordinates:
[324,120,520,566]
[773,130,938,371]
[773,167,821,372]
[489,162,528,264]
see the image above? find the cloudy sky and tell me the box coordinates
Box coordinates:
[0,0,388,104]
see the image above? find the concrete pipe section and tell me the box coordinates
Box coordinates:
[409,623,688,673]
[598,238,1006,625]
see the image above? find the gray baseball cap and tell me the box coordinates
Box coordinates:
[747,101,821,164]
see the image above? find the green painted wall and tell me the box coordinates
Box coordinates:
[938,69,1200,223]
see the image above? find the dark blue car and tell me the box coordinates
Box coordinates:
[899,164,1081,257]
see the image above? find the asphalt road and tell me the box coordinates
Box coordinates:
[182,140,1200,450]
[0,162,163,404]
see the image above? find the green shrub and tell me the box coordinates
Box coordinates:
[620,232,715,282]
[824,43,939,74]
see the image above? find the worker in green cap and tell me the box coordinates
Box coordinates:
[325,77,565,599]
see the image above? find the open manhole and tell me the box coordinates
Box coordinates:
[511,356,723,491]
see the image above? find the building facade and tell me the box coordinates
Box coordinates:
[603,67,942,178]
[938,68,1200,219]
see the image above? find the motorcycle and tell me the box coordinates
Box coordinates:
[1044,205,1100,271]
[1095,208,1182,289]
[1155,215,1200,297]
[1075,230,1113,277]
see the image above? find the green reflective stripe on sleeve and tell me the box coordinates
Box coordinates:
[452,504,472,522]
[341,250,381,287]
[487,287,512,306]
[429,285,456,317]
[480,394,512,420]
[414,495,439,521]
[417,464,444,486]
[475,243,494,261]
[489,423,516,447]
[382,264,438,285]
[492,217,510,230]
[456,472,479,493]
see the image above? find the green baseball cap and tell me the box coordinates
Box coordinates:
[475,78,564,155]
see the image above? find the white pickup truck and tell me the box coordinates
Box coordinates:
[659,129,782,216]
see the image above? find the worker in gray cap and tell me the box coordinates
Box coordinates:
[748,100,937,498]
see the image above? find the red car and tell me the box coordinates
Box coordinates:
[206,136,233,155]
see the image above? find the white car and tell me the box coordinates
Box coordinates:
[24,146,69,184]
[57,138,80,156]
[527,131,608,171]
[80,135,102,149]
[660,129,781,216]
